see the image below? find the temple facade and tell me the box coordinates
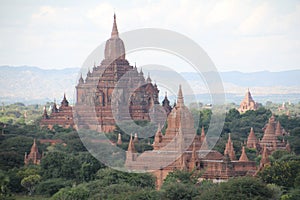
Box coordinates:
[40,94,74,129]
[125,86,257,188]
[238,89,258,113]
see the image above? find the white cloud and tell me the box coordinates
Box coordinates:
[205,0,241,25]
[0,0,299,72]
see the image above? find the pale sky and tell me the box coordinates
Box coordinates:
[0,0,299,72]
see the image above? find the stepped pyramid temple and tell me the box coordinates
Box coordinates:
[40,14,171,132]
[246,115,290,152]
[238,89,258,113]
[244,114,290,172]
[24,139,42,165]
[125,86,257,188]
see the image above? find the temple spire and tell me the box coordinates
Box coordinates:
[239,146,249,162]
[146,72,152,83]
[32,139,37,151]
[200,126,208,150]
[246,127,258,149]
[224,133,236,160]
[275,121,282,136]
[111,13,119,38]
[79,73,84,84]
[260,145,270,168]
[127,134,136,152]
[117,133,122,145]
[61,93,69,107]
[177,85,184,106]
[153,124,163,150]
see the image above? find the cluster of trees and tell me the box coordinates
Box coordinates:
[45,169,282,200]
[0,102,47,125]
[258,150,300,199]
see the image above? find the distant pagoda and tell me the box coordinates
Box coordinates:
[238,89,258,113]
[24,139,42,165]
[40,94,74,129]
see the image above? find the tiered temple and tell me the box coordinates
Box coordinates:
[40,14,172,133]
[125,86,257,188]
[238,89,258,113]
[245,115,289,152]
[74,14,168,133]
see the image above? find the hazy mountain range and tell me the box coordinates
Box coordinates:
[0,66,299,105]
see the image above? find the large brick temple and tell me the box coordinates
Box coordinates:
[41,14,171,132]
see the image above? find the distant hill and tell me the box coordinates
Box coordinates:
[0,66,79,104]
[0,66,299,104]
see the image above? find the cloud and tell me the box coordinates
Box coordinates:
[237,2,300,36]
[0,0,299,72]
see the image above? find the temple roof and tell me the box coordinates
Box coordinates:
[111,13,119,38]
[224,133,236,160]
[127,134,136,152]
[275,121,282,136]
[176,85,184,107]
[61,93,69,107]
[239,146,249,162]
[248,127,257,142]
[30,139,38,153]
[104,13,125,60]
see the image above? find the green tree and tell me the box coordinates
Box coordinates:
[40,152,80,180]
[0,170,11,199]
[36,178,72,197]
[162,170,202,200]
[21,174,41,196]
[89,183,139,200]
[7,168,23,193]
[281,189,300,200]
[271,150,291,161]
[258,160,300,188]
[196,177,273,200]
[197,109,212,134]
[17,166,40,179]
[51,186,89,200]
[163,169,199,186]
[162,182,200,200]
[95,168,155,188]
